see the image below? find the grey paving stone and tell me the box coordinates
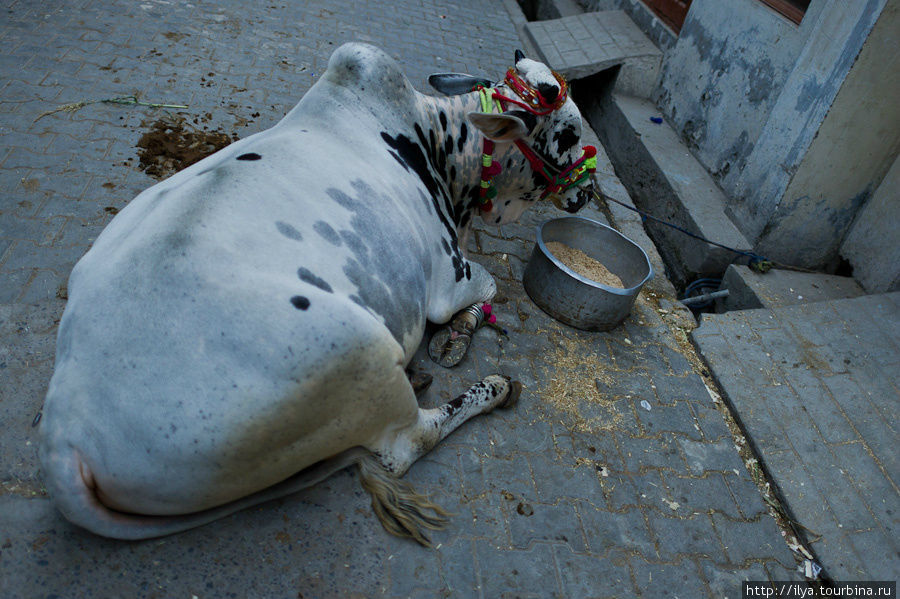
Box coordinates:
[598,471,641,511]
[783,369,858,445]
[828,441,898,538]
[437,538,480,599]
[645,511,723,563]
[759,449,866,579]
[700,559,775,599]
[660,343,695,377]
[475,540,562,599]
[554,546,636,599]
[695,295,900,581]
[663,473,743,520]
[507,498,586,552]
[845,529,900,583]
[723,474,770,520]
[621,433,688,474]
[730,385,796,455]
[578,501,656,558]
[632,470,676,512]
[482,457,538,504]
[386,543,441,598]
[634,398,702,440]
[712,512,796,568]
[677,437,743,476]
[631,558,708,599]
[651,370,713,405]
[512,415,558,456]
[569,428,626,473]
[530,453,604,504]
[692,403,732,442]
[821,373,898,476]
[792,452,877,535]
[459,493,511,546]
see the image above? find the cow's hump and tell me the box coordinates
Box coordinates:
[324,43,414,102]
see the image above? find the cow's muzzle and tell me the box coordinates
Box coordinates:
[549,183,592,213]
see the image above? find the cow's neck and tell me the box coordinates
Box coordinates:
[419,93,535,247]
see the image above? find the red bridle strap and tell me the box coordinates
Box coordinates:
[499,69,569,115]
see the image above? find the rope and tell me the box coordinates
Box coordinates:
[589,178,780,273]
[591,179,825,274]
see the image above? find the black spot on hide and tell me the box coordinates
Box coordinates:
[380,126,467,282]
[290,296,310,310]
[537,83,560,104]
[325,180,430,344]
[552,124,578,156]
[276,221,302,241]
[448,394,464,411]
[381,123,468,281]
[236,153,262,161]
[297,267,333,293]
[458,123,468,152]
[313,221,342,246]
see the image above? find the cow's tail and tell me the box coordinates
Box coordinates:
[356,454,450,547]
[41,444,366,541]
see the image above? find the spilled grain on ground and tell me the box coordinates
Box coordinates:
[536,329,624,434]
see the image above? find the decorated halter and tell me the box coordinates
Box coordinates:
[475,69,597,212]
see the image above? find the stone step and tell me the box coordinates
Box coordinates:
[523,10,662,98]
[692,292,900,582]
[717,264,866,312]
[585,92,752,287]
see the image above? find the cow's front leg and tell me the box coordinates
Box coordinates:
[425,251,496,367]
[427,303,485,367]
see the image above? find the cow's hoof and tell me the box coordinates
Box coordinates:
[428,326,472,368]
[500,380,523,409]
[406,368,434,397]
[428,306,481,368]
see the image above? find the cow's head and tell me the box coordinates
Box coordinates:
[435,51,595,225]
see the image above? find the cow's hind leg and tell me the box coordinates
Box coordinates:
[360,374,521,545]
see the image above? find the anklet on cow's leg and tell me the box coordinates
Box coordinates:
[427,303,485,368]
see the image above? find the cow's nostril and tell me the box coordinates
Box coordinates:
[537,83,560,104]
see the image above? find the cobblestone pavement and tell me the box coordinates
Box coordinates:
[693,294,900,582]
[1,1,799,597]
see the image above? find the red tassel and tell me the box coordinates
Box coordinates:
[483,161,502,177]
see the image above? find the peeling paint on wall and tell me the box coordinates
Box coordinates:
[656,0,806,202]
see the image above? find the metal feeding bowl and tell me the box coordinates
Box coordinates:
[523,216,654,331]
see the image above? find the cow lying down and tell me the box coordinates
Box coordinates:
[39,43,594,545]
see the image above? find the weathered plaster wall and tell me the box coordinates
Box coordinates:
[722,0,887,247]
[655,0,812,190]
[654,0,890,270]
[756,0,900,268]
[840,153,900,293]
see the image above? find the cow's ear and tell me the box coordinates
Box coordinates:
[467,112,530,142]
[504,109,538,136]
[428,73,493,96]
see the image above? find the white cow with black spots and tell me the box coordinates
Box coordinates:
[39,43,592,544]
